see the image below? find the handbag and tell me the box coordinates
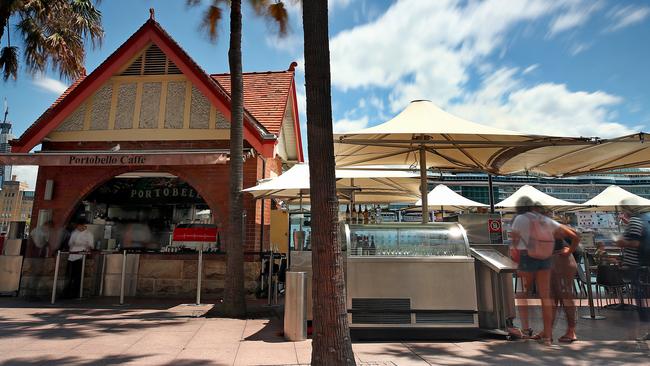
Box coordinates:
[526,217,555,260]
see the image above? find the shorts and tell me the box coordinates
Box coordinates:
[518,253,552,272]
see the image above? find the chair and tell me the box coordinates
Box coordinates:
[596,264,626,307]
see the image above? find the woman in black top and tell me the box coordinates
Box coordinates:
[550,227,580,343]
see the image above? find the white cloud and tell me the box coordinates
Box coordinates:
[323,0,638,139]
[449,67,635,138]
[569,42,592,55]
[522,64,539,75]
[11,166,38,190]
[547,0,603,36]
[32,74,68,95]
[333,116,368,133]
[329,0,565,110]
[329,0,353,9]
[606,5,650,32]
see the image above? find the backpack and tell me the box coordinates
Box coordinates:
[526,214,556,260]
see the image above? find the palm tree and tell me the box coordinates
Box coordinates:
[187,0,288,318]
[0,0,103,81]
[302,1,356,364]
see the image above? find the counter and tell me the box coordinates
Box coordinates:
[99,252,260,298]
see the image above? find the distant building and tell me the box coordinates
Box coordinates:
[0,104,14,186]
[0,175,34,232]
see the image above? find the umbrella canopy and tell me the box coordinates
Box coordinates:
[414,184,487,211]
[496,134,650,177]
[333,100,594,173]
[334,100,594,221]
[243,163,421,203]
[579,185,650,211]
[496,184,578,210]
[243,163,312,199]
[336,169,421,203]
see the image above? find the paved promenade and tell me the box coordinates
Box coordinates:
[0,298,647,365]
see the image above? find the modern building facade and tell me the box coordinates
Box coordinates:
[0,175,34,233]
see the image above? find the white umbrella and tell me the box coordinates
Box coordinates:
[496,184,578,210]
[414,184,487,211]
[579,185,650,211]
[243,163,421,203]
[334,100,596,221]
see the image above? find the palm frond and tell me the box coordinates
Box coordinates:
[0,46,19,81]
[249,0,270,16]
[267,2,288,36]
[201,4,223,43]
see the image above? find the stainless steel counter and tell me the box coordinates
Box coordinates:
[346,256,478,328]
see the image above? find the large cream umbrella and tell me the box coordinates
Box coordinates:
[579,185,650,211]
[414,184,487,211]
[495,184,578,211]
[334,100,595,221]
[498,133,650,177]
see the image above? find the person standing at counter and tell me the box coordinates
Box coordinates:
[64,221,95,298]
[510,197,578,346]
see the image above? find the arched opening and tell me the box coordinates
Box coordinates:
[66,169,221,252]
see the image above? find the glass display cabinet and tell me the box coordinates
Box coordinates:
[340,222,479,331]
[341,223,470,257]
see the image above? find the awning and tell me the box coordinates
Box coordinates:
[0,150,230,166]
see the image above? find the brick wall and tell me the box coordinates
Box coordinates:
[27,147,276,257]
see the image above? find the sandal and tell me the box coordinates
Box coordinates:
[558,335,577,343]
[531,333,553,346]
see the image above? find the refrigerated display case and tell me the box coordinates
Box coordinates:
[340,223,479,330]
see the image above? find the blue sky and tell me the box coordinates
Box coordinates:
[2,0,650,187]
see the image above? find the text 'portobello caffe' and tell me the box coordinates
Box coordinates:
[1,17,303,300]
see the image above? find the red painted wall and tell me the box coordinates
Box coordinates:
[27,141,281,258]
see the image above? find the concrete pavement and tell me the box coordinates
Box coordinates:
[0,298,647,365]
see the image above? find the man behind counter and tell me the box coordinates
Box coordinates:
[64,221,95,298]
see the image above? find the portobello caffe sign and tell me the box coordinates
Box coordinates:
[0,152,229,166]
[68,154,147,165]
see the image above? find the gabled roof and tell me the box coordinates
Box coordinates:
[212,70,294,135]
[11,18,302,161]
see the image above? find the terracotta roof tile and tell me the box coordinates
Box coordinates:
[212,71,294,135]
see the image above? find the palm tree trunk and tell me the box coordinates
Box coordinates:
[223,0,247,317]
[302,1,356,365]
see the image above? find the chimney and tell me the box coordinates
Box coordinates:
[11,175,16,181]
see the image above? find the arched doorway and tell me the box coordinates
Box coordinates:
[65,169,220,252]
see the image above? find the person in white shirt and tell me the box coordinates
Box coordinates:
[65,221,94,298]
[510,197,579,346]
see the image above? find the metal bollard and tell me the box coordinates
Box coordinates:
[79,253,86,299]
[51,250,61,305]
[283,271,306,341]
[99,254,107,296]
[196,246,203,305]
[267,249,274,305]
[119,250,127,305]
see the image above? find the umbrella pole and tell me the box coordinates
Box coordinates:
[420,147,429,224]
[488,174,495,213]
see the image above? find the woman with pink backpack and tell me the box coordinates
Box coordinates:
[510,197,580,346]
